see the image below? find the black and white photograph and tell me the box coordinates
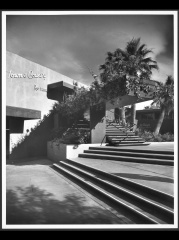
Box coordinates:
[1,10,178,230]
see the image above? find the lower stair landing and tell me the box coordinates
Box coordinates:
[68,156,174,196]
[53,156,174,224]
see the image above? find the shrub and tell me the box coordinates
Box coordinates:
[136,128,174,142]
[51,128,90,146]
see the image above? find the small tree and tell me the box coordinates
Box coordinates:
[54,84,91,123]
[152,76,174,135]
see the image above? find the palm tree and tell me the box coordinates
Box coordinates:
[123,38,159,127]
[99,38,159,127]
[153,76,174,135]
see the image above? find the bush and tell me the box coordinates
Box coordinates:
[136,128,174,142]
[51,128,91,146]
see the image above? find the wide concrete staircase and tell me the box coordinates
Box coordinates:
[52,154,174,224]
[105,120,149,146]
[52,119,174,224]
[78,146,174,166]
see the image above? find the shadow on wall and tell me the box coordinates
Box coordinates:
[6,185,122,224]
[10,113,54,160]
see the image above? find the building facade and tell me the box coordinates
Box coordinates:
[6,51,85,157]
[6,51,159,159]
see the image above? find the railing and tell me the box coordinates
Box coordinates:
[59,118,91,144]
[101,109,139,145]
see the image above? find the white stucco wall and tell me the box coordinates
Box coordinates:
[6,51,87,150]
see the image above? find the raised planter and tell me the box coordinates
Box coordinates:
[47,141,106,162]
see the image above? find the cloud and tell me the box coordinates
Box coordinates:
[154,15,174,60]
[6,14,174,85]
[152,59,174,82]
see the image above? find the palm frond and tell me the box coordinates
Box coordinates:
[105,51,114,61]
[114,48,128,58]
[99,64,107,71]
[140,48,153,57]
[140,57,157,64]
[126,38,141,55]
[149,64,159,71]
[137,44,147,54]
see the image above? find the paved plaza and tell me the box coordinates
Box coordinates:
[5,142,175,226]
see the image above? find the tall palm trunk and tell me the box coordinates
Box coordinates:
[154,107,165,135]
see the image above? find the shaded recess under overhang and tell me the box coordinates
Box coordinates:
[6,106,41,133]
[47,81,74,101]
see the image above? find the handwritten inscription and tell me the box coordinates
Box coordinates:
[8,70,46,80]
[34,85,47,92]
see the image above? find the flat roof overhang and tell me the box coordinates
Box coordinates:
[47,81,74,101]
[136,109,161,113]
[6,106,41,120]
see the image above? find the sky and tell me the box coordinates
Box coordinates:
[6,12,175,108]
[6,13,174,83]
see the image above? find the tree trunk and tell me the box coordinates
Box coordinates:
[120,107,126,125]
[131,104,136,125]
[153,107,165,135]
[114,108,120,123]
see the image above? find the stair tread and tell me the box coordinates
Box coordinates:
[79,153,173,163]
[53,162,173,224]
[84,149,174,159]
[71,128,90,130]
[109,140,144,142]
[106,143,151,147]
[108,137,143,139]
[107,135,137,138]
[106,133,135,135]
[89,147,174,155]
[108,140,145,143]
[66,158,174,199]
[106,130,133,131]
[61,161,173,210]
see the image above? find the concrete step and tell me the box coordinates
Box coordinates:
[106,125,132,128]
[106,128,126,131]
[89,146,174,155]
[108,137,144,141]
[72,124,90,127]
[106,132,135,136]
[78,153,174,166]
[106,129,132,132]
[106,143,151,147]
[106,123,124,125]
[106,135,139,138]
[65,159,174,209]
[71,127,90,130]
[53,161,174,224]
[106,126,126,129]
[88,147,174,160]
[107,140,145,144]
